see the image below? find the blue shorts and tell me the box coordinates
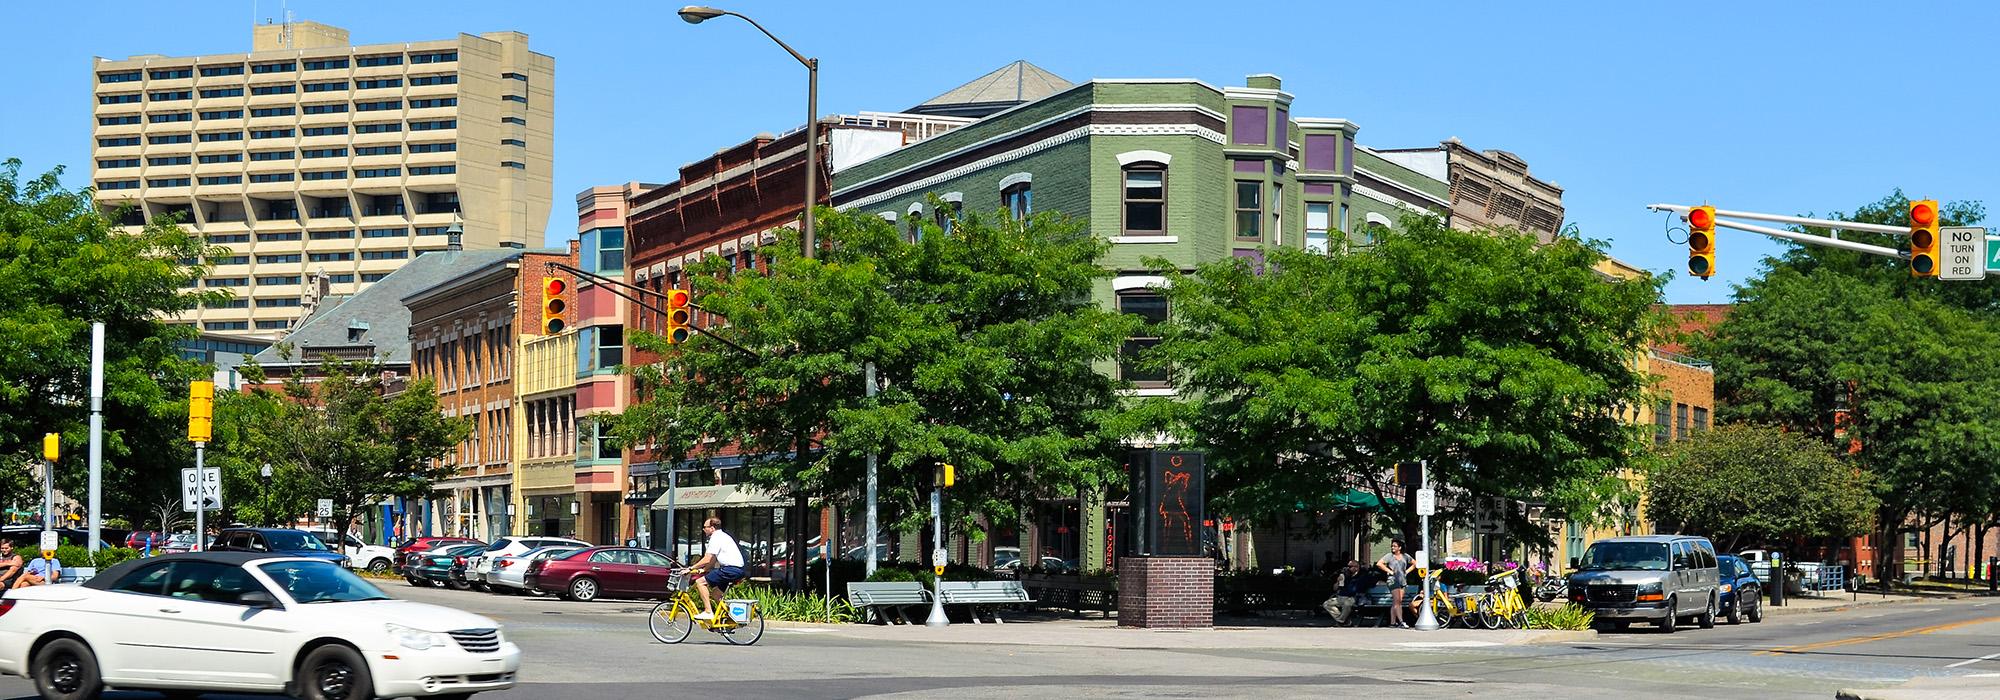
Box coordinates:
[703,566,746,587]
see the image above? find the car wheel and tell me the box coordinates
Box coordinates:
[405,575,427,588]
[1657,598,1677,633]
[32,638,104,700]
[366,558,392,574]
[1747,591,1764,623]
[1698,594,1717,629]
[298,644,374,700]
[567,577,600,602]
[472,581,491,593]
[1726,595,1742,624]
[447,576,472,591]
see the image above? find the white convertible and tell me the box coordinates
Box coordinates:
[0,552,520,700]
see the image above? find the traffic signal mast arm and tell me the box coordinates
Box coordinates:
[1647,203,1908,260]
[539,261,757,357]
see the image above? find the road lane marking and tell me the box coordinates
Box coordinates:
[1758,615,2000,656]
[1946,652,2000,669]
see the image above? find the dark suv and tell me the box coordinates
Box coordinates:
[207,527,350,567]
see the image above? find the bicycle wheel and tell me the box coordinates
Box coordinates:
[648,599,694,644]
[1477,594,1502,630]
[719,605,765,645]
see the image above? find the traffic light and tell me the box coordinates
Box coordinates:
[541,277,567,334]
[664,289,691,344]
[1909,199,1940,278]
[188,380,213,443]
[1687,205,1717,280]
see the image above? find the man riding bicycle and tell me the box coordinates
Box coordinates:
[690,517,746,621]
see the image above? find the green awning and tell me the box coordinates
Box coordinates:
[1297,489,1399,512]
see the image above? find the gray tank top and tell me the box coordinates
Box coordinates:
[1383,553,1412,579]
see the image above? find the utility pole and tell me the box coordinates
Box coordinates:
[87,322,104,554]
[1414,460,1440,632]
[865,361,879,578]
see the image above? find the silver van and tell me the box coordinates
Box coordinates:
[1566,535,1721,633]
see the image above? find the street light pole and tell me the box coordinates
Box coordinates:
[679,5,819,260]
[260,463,273,527]
[1414,460,1440,631]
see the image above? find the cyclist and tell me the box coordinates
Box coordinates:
[690,517,747,621]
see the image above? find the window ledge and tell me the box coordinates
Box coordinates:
[1110,235,1179,244]
[1122,387,1178,397]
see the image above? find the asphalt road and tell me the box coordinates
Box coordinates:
[2,579,1993,699]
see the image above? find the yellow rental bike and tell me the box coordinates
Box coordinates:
[648,567,765,645]
[1413,568,1484,628]
[1475,568,1530,630]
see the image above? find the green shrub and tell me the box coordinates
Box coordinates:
[1526,603,1595,630]
[729,584,859,623]
[50,545,141,570]
[862,562,994,589]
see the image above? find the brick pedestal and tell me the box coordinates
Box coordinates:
[1117,556,1213,628]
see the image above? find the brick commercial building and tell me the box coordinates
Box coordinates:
[569,184,652,544]
[403,243,576,541]
[90,19,553,338]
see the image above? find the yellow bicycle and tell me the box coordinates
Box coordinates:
[1474,568,1530,630]
[1413,568,1484,628]
[648,567,765,645]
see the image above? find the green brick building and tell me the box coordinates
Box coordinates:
[831,72,1449,572]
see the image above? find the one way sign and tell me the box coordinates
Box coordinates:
[182,467,222,512]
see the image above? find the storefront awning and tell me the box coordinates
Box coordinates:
[1296,489,1399,512]
[650,484,789,510]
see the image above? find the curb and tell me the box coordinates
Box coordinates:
[1835,677,2000,700]
[1766,592,1965,616]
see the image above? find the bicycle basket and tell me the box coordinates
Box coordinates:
[667,570,693,592]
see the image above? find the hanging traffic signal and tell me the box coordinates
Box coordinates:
[1687,205,1717,280]
[541,277,567,334]
[1909,199,1940,278]
[664,289,691,344]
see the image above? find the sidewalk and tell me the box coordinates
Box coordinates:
[811,616,1591,650]
[1764,591,1931,616]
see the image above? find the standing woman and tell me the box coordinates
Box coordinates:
[1377,539,1414,628]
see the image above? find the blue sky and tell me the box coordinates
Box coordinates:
[5,0,1993,304]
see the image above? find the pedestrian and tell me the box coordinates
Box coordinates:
[14,551,60,589]
[1321,560,1368,626]
[1377,539,1414,628]
[0,541,22,589]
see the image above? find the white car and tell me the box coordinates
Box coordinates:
[467,537,588,589]
[319,533,401,574]
[485,546,584,594]
[0,552,520,700]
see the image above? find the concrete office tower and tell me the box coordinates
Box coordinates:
[90,20,554,338]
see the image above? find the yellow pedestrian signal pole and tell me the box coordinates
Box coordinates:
[927,462,956,626]
[1909,199,1941,278]
[1687,205,1717,280]
[189,380,213,548]
[40,434,58,531]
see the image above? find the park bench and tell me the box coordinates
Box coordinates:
[936,580,1035,623]
[846,581,932,625]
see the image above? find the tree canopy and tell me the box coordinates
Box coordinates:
[1136,215,1664,530]
[614,204,1136,532]
[1646,424,1878,552]
[0,159,225,523]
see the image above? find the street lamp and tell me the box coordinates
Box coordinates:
[259,463,273,527]
[678,5,819,260]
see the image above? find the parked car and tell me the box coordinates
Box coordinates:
[124,530,164,550]
[524,546,679,602]
[1568,535,1721,633]
[486,546,585,594]
[0,526,110,550]
[0,552,519,699]
[406,543,488,590]
[1715,554,1765,624]
[159,533,200,554]
[204,528,350,568]
[397,536,482,571]
[313,532,401,574]
[467,536,589,590]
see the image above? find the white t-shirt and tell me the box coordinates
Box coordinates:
[707,530,745,568]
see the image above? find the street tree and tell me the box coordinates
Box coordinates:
[1756,190,1990,311]
[1135,215,1664,537]
[1646,424,1878,552]
[1701,267,2000,579]
[615,205,1136,541]
[224,357,468,543]
[0,159,227,524]
[208,387,317,527]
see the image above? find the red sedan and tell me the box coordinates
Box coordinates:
[395,536,482,570]
[524,546,681,602]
